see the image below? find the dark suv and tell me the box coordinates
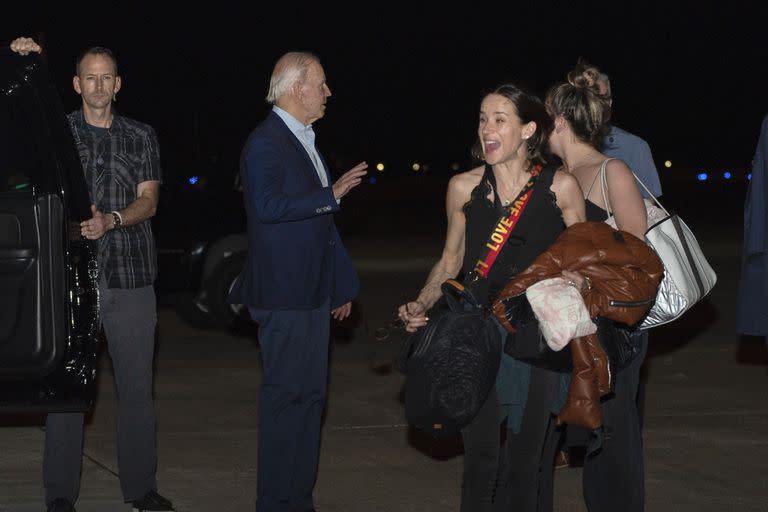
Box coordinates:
[0,51,100,412]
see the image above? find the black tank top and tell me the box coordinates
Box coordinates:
[462,164,566,306]
[585,199,609,222]
[583,164,609,222]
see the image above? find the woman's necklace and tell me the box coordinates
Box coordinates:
[498,176,527,207]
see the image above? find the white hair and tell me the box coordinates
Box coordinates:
[265,52,320,104]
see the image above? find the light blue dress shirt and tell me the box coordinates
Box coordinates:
[273,106,329,187]
[603,125,662,198]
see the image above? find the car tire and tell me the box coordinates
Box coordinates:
[174,291,219,329]
[199,253,249,329]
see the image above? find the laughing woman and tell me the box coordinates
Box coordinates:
[398,83,585,512]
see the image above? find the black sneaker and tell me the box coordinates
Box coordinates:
[46,498,76,512]
[131,490,175,511]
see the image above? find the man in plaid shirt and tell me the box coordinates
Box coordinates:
[10,37,174,512]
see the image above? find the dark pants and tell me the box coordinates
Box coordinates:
[249,300,330,512]
[582,330,648,512]
[459,366,560,512]
[494,366,560,512]
[460,387,501,512]
[44,282,158,504]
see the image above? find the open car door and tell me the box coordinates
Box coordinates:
[0,50,99,413]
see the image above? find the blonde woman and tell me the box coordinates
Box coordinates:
[546,61,648,512]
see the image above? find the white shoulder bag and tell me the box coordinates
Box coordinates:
[598,158,717,329]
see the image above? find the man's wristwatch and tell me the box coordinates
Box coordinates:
[110,211,122,229]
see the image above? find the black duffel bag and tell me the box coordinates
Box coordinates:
[396,279,501,438]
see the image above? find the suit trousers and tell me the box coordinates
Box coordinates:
[249,299,330,512]
[44,282,158,504]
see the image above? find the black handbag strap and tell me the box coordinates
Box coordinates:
[468,164,542,282]
[441,279,480,310]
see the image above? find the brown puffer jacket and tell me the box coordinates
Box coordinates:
[491,221,664,430]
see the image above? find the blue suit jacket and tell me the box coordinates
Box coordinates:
[227,111,359,310]
[737,113,768,335]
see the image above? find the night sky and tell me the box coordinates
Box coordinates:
[6,4,768,186]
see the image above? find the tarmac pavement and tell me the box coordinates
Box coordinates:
[1,226,767,511]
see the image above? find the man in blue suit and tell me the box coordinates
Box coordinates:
[227,52,367,512]
[737,112,768,340]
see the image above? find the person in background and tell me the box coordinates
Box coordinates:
[10,37,174,512]
[736,112,768,342]
[546,61,648,512]
[226,51,367,512]
[595,64,662,199]
[399,83,585,512]
[595,59,663,437]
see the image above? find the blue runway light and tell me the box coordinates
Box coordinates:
[188,176,199,185]
[723,171,732,179]
[748,173,752,181]
[696,173,708,182]
[368,176,377,185]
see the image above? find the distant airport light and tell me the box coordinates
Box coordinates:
[376,162,385,172]
[412,163,421,172]
[450,163,460,172]
[723,171,732,179]
[664,160,672,168]
[368,176,377,185]
[696,172,708,182]
[748,173,752,181]
[188,176,199,185]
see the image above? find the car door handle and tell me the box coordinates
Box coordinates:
[0,246,37,259]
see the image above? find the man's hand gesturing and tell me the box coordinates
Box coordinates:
[332,161,368,200]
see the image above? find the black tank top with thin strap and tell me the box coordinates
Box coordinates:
[462,164,566,306]
[585,200,609,222]
[584,158,610,222]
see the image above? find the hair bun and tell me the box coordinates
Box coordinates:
[566,61,602,95]
[547,59,612,149]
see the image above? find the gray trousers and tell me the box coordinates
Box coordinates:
[44,282,158,504]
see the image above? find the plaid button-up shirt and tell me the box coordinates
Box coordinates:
[68,109,162,289]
